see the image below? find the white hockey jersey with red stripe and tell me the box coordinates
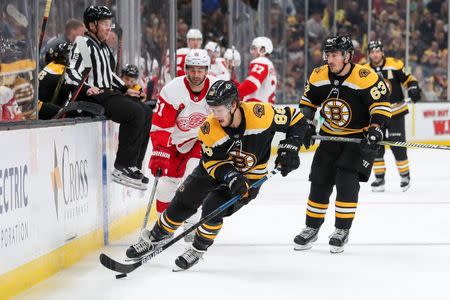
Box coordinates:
[209,58,230,80]
[151,75,220,154]
[176,47,190,77]
[238,56,277,104]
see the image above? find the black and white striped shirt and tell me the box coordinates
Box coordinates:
[65,33,127,94]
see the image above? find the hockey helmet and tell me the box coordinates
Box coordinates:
[368,40,384,52]
[121,64,140,78]
[204,41,220,54]
[83,6,113,28]
[186,28,203,40]
[251,36,273,55]
[206,80,239,108]
[322,35,354,57]
[185,49,210,71]
[224,48,241,67]
[45,42,71,65]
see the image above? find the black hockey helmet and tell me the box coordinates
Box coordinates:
[121,64,139,78]
[368,40,384,52]
[45,42,71,65]
[206,80,239,108]
[322,35,354,57]
[83,6,113,28]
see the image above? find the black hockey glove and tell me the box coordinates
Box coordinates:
[407,82,421,103]
[223,169,250,198]
[275,138,301,177]
[303,119,316,149]
[361,126,383,151]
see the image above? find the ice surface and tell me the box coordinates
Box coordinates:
[15,149,450,300]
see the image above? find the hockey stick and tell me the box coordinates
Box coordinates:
[53,36,92,119]
[115,25,123,74]
[38,0,53,51]
[313,135,450,151]
[99,168,280,277]
[140,169,162,232]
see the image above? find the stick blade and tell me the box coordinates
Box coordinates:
[99,253,141,274]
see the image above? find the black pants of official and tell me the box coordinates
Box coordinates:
[163,165,259,250]
[80,90,152,168]
[305,140,377,229]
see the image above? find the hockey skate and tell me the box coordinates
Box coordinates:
[173,246,205,271]
[126,229,169,260]
[294,227,319,251]
[112,165,147,190]
[329,228,349,254]
[400,175,410,192]
[371,178,385,192]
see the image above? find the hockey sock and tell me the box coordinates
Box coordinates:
[193,222,223,251]
[305,183,333,228]
[396,159,410,177]
[334,169,359,229]
[373,158,386,179]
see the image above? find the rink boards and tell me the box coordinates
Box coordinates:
[0,120,155,299]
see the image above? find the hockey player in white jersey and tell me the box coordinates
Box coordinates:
[176,29,203,77]
[204,41,230,80]
[126,49,220,259]
[223,47,242,82]
[238,36,277,104]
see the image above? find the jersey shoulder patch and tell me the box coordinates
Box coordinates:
[345,64,379,90]
[198,115,229,147]
[309,65,329,86]
[241,102,274,130]
[384,57,404,70]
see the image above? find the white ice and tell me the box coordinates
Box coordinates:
[16,149,450,300]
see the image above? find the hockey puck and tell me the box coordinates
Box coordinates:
[116,273,127,279]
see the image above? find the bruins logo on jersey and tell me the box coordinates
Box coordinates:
[253,104,265,118]
[200,121,210,134]
[322,98,352,127]
[359,68,370,78]
[229,149,257,173]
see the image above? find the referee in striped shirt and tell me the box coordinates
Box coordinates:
[66,6,152,190]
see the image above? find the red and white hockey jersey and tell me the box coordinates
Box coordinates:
[176,47,190,77]
[151,75,220,154]
[209,58,230,80]
[238,56,277,104]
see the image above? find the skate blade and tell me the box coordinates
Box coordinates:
[112,176,147,190]
[401,184,410,192]
[172,266,188,272]
[294,243,313,251]
[330,245,345,254]
[371,186,385,192]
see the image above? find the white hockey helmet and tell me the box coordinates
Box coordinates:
[186,28,203,40]
[204,41,220,54]
[251,36,273,55]
[185,49,211,71]
[224,48,241,67]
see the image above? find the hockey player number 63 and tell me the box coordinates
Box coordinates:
[370,81,387,100]
[274,107,288,125]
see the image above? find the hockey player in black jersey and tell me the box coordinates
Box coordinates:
[365,40,421,192]
[126,80,311,270]
[294,36,392,253]
[38,42,71,119]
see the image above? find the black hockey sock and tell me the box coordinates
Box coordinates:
[192,222,223,251]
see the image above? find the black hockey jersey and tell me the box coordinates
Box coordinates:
[300,63,391,137]
[199,102,306,181]
[364,57,417,117]
[38,62,69,106]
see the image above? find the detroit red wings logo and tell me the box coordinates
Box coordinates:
[176,113,208,131]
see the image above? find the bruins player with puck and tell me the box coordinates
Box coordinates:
[129,80,312,270]
[365,40,420,192]
[294,36,392,253]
